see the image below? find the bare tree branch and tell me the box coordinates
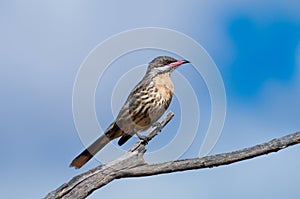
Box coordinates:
[44,111,300,199]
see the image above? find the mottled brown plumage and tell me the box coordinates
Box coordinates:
[70,56,189,168]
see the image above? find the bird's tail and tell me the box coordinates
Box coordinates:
[70,123,121,169]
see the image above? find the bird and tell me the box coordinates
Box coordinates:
[70,56,190,169]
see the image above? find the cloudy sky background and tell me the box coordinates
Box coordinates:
[1,1,300,198]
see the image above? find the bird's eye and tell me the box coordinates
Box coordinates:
[165,61,172,65]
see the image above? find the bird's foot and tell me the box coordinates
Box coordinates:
[152,122,163,132]
[136,133,149,144]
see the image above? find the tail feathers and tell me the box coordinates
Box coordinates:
[69,149,94,169]
[70,134,110,169]
[70,122,126,169]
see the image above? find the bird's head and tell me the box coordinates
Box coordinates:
[146,56,189,77]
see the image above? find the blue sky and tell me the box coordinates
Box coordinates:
[1,1,300,198]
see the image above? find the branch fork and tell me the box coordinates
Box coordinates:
[45,111,300,199]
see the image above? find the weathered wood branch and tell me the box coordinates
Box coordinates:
[45,111,300,199]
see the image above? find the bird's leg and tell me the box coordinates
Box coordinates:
[135,132,149,144]
[152,122,163,132]
[131,124,149,144]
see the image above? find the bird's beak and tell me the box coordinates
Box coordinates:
[169,60,190,67]
[181,60,190,64]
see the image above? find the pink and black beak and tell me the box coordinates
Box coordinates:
[181,60,190,64]
[168,60,190,67]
